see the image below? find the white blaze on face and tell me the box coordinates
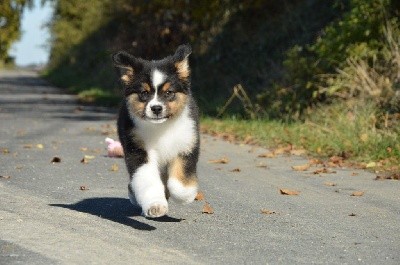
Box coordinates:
[146,69,167,122]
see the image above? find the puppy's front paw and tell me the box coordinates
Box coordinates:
[144,202,168,218]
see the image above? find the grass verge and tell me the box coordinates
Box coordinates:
[201,100,400,172]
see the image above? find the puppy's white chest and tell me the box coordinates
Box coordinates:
[136,108,197,163]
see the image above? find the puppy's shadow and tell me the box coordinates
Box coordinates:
[50,197,157,231]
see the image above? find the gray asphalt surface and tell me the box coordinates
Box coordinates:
[0,70,399,264]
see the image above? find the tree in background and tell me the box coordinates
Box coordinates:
[0,0,33,66]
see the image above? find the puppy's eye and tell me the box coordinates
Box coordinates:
[165,90,176,100]
[138,90,150,101]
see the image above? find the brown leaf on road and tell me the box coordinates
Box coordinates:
[349,213,357,216]
[290,149,307,156]
[195,191,205,201]
[230,168,241,172]
[258,152,275,158]
[1,148,10,154]
[375,172,400,180]
[292,164,310,171]
[309,158,324,165]
[261,209,276,215]
[273,145,292,155]
[256,162,269,169]
[279,189,300,195]
[79,185,89,191]
[329,156,344,165]
[51,157,61,163]
[351,191,365,197]
[313,167,336,174]
[208,157,229,164]
[110,163,119,172]
[202,202,214,214]
[23,144,33,149]
[324,182,337,186]
[0,175,11,179]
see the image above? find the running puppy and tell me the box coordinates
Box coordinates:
[113,45,199,218]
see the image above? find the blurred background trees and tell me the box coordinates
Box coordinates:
[3,0,400,119]
[0,0,33,67]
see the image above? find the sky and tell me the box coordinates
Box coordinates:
[9,0,53,66]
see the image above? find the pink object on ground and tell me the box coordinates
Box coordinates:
[105,137,124,157]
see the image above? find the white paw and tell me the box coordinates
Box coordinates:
[143,201,168,218]
[168,178,198,204]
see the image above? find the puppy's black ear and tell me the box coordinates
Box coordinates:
[112,51,143,86]
[173,44,191,81]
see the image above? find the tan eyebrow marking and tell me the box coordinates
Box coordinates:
[142,83,151,92]
[161,82,171,92]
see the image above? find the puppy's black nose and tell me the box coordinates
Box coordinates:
[151,105,163,115]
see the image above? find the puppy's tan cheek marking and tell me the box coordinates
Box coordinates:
[169,157,197,187]
[127,94,145,116]
[175,59,190,81]
[167,93,188,116]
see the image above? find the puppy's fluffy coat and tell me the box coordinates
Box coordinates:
[113,45,199,218]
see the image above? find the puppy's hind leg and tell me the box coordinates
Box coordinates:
[167,156,198,204]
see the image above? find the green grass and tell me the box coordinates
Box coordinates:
[201,101,400,170]
[77,88,120,106]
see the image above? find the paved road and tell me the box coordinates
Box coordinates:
[0,70,399,264]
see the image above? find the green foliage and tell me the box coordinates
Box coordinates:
[45,0,400,120]
[280,0,400,117]
[202,100,400,167]
[0,0,32,65]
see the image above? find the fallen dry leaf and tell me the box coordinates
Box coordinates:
[202,202,214,214]
[230,168,241,172]
[273,145,292,155]
[324,182,337,187]
[258,152,276,158]
[292,164,310,171]
[36,144,44,149]
[309,158,324,165]
[256,162,269,169]
[349,213,357,217]
[208,157,229,164]
[279,189,300,195]
[351,191,365,197]
[110,163,119,172]
[23,144,33,149]
[51,157,61,163]
[375,172,400,180]
[80,147,88,152]
[329,156,344,166]
[260,209,276,215]
[351,172,359,176]
[195,191,205,201]
[290,149,307,156]
[0,175,11,179]
[313,167,336,174]
[1,148,10,154]
[79,185,89,191]
[80,157,89,164]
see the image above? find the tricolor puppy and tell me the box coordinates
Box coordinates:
[113,45,199,218]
